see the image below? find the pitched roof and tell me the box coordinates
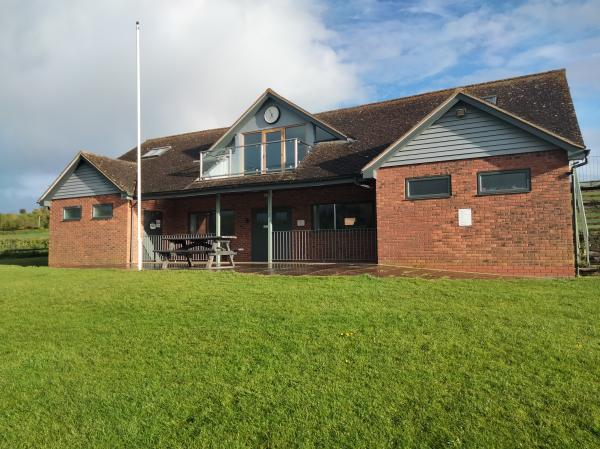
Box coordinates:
[110,69,584,196]
[38,151,137,204]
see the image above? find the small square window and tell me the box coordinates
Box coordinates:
[406,176,451,200]
[92,203,113,219]
[478,169,530,195]
[63,206,81,221]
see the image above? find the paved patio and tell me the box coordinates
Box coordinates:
[142,262,506,279]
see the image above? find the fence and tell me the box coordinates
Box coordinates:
[577,156,600,183]
[144,229,377,263]
[272,228,377,262]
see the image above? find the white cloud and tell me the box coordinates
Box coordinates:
[0,0,364,211]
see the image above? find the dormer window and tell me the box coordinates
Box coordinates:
[199,125,310,179]
[243,125,308,173]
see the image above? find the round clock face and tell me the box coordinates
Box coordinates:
[264,105,280,124]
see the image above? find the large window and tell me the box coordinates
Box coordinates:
[243,125,307,174]
[312,202,374,230]
[92,203,113,219]
[62,206,81,221]
[189,210,235,235]
[478,169,531,195]
[406,175,451,200]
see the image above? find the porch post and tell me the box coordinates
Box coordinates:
[215,193,221,267]
[267,189,273,266]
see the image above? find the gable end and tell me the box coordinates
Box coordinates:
[50,161,120,201]
[381,102,558,168]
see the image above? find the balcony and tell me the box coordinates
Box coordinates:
[198,138,311,179]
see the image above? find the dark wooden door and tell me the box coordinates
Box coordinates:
[251,208,292,261]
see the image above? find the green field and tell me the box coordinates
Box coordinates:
[0,229,48,258]
[0,265,599,448]
[0,229,48,239]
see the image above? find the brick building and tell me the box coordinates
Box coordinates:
[39,70,589,276]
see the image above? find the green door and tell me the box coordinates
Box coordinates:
[251,208,292,261]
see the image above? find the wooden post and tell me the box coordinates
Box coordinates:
[267,190,273,266]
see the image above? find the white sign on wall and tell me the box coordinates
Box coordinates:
[458,208,472,227]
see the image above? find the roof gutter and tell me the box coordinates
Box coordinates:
[139,176,361,200]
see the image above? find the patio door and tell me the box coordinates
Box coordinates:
[251,208,292,261]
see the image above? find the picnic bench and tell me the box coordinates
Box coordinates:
[154,236,236,269]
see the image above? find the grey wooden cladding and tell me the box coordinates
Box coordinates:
[382,104,557,167]
[51,161,119,199]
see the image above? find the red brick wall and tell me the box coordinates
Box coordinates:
[376,150,575,277]
[49,194,131,267]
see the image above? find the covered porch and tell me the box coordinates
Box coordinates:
[138,182,377,266]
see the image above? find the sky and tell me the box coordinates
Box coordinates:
[1,0,599,212]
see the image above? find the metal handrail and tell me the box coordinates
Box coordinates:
[573,169,590,267]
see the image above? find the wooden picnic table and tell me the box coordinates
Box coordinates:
[154,236,237,269]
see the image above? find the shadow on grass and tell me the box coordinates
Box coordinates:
[0,255,48,267]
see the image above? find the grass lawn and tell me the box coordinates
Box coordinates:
[0,229,48,240]
[0,265,599,448]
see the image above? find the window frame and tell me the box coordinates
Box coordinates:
[312,201,375,230]
[62,206,82,222]
[91,203,114,220]
[188,209,235,235]
[243,123,306,174]
[405,175,452,200]
[477,168,531,196]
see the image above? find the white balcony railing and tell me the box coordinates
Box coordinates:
[198,138,311,180]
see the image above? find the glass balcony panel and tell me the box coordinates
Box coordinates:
[265,131,282,171]
[202,148,230,178]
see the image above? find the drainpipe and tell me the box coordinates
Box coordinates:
[267,190,273,267]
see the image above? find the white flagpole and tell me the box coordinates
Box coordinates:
[136,21,143,271]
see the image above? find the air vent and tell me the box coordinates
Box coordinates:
[482,95,497,105]
[142,146,171,158]
[455,107,466,118]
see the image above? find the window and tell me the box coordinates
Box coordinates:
[406,176,451,199]
[63,206,81,221]
[478,169,530,195]
[142,146,171,158]
[189,210,235,235]
[312,202,374,230]
[243,125,308,174]
[92,204,113,219]
[243,132,262,173]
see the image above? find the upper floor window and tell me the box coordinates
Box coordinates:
[92,203,113,219]
[200,125,310,179]
[406,175,451,200]
[478,169,530,195]
[243,125,307,174]
[63,206,81,221]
